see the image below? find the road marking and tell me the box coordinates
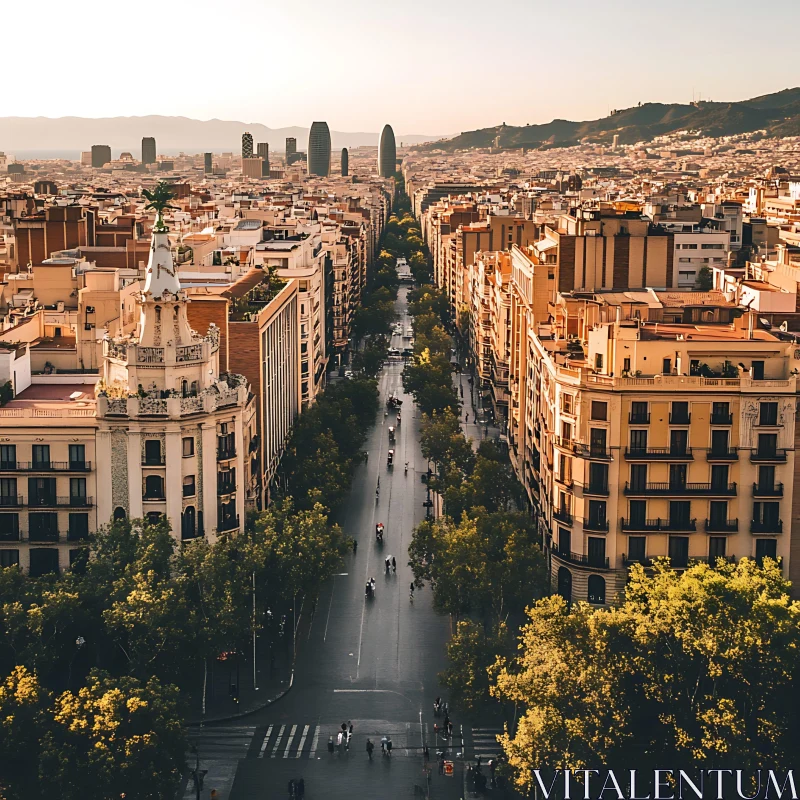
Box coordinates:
[311,719,321,755]
[259,724,273,758]
[270,725,285,758]
[283,724,297,758]
[295,724,310,758]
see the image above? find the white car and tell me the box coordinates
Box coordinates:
[388,347,401,355]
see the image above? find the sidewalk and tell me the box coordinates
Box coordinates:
[454,370,502,448]
[186,618,297,725]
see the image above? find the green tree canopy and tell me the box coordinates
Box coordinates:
[491,559,800,791]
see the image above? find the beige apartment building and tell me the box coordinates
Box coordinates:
[510,288,799,605]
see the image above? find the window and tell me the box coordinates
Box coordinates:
[182,506,197,540]
[690,359,701,376]
[0,550,19,568]
[591,401,607,421]
[710,429,730,455]
[70,478,87,503]
[28,477,55,506]
[587,537,606,568]
[757,433,778,457]
[29,513,58,542]
[662,358,671,375]
[751,361,765,380]
[630,402,649,423]
[589,428,607,456]
[68,513,89,541]
[113,507,126,521]
[0,445,15,470]
[183,475,196,497]
[759,402,778,426]
[709,501,728,526]
[144,439,162,465]
[669,464,687,488]
[182,437,195,457]
[629,500,646,526]
[146,512,163,525]
[753,502,780,527]
[670,429,688,455]
[69,445,86,469]
[0,478,17,506]
[630,464,647,491]
[588,500,607,529]
[628,536,646,562]
[708,537,727,559]
[28,549,59,577]
[588,462,608,493]
[558,528,571,557]
[711,402,730,424]
[561,394,574,414]
[144,475,164,500]
[755,538,777,565]
[671,401,689,424]
[32,445,50,469]
[669,536,689,568]
[757,465,775,492]
[0,514,19,540]
[630,430,648,452]
[709,463,729,490]
[669,501,691,528]
[594,353,603,371]
[623,357,631,372]
[587,575,606,604]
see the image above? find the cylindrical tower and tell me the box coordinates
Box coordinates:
[241,132,253,159]
[378,124,396,178]
[308,121,331,177]
[341,148,349,177]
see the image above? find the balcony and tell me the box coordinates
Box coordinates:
[629,412,650,424]
[750,449,787,463]
[218,514,240,532]
[710,411,733,425]
[704,518,739,533]
[0,461,92,472]
[553,507,573,525]
[29,529,59,543]
[142,492,166,502]
[706,448,738,461]
[752,482,783,497]
[0,527,20,542]
[669,412,691,425]
[553,549,610,569]
[621,517,697,532]
[28,496,93,508]
[624,447,693,460]
[624,482,736,496]
[582,481,610,496]
[217,479,236,495]
[750,519,783,534]
[573,443,612,460]
[0,495,23,507]
[217,448,237,462]
[623,553,655,567]
[142,457,166,467]
[695,555,736,565]
[582,517,609,532]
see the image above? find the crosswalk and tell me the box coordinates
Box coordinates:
[257,722,320,759]
[186,725,257,761]
[468,726,504,761]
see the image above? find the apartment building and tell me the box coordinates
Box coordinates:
[516,292,797,605]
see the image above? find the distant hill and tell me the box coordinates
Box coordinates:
[421,88,800,152]
[0,116,444,159]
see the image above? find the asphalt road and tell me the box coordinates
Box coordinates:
[189,286,477,800]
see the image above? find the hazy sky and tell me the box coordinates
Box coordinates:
[5,0,800,134]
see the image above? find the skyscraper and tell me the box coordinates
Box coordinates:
[307,122,331,177]
[141,136,156,165]
[242,132,253,159]
[91,144,111,168]
[204,152,213,173]
[341,148,349,177]
[378,124,396,178]
[257,142,270,176]
[285,137,297,165]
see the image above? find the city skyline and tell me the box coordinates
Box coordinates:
[4,0,799,132]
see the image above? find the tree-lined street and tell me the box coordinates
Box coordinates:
[190,284,466,800]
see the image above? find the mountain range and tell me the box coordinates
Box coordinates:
[421,88,800,152]
[0,116,444,160]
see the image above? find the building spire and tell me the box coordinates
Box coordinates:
[141,181,181,298]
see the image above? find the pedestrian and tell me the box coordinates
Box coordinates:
[391,556,396,572]
[353,539,358,554]
[423,745,430,764]
[327,736,334,754]
[386,737,393,756]
[381,735,388,754]
[385,557,390,574]
[439,756,445,775]
[366,738,374,760]
[337,731,343,751]
[447,721,453,737]
[466,413,469,422]
[349,722,354,738]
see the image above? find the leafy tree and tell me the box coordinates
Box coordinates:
[697,264,713,290]
[491,559,800,791]
[0,666,49,799]
[352,337,387,377]
[420,410,474,473]
[40,670,186,800]
[440,620,511,713]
